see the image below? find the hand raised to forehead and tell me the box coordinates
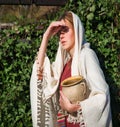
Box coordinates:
[44,21,66,39]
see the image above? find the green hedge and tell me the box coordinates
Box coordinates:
[0,0,120,127]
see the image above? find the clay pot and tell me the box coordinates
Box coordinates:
[61,75,90,104]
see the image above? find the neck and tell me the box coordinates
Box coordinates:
[69,47,74,58]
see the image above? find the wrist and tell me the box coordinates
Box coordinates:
[43,32,50,41]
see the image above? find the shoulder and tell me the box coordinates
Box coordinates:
[81,43,96,56]
[81,43,99,63]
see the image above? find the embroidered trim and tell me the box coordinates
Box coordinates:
[37,79,50,127]
[67,107,86,127]
[37,78,59,127]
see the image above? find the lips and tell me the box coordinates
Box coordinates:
[61,41,66,45]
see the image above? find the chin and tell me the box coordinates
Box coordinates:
[62,47,69,51]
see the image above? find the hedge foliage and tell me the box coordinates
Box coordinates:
[0,0,120,127]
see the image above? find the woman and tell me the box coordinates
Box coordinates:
[30,11,112,127]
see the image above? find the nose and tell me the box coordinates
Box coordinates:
[60,32,64,40]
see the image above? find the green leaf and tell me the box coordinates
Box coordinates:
[87,13,94,20]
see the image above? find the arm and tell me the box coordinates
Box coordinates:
[37,21,65,80]
[59,91,81,113]
[78,48,111,126]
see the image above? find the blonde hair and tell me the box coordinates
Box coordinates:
[59,11,73,26]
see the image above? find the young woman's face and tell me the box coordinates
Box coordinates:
[59,19,75,52]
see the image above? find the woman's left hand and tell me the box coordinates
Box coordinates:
[59,91,81,113]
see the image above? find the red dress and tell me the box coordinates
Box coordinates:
[57,59,80,127]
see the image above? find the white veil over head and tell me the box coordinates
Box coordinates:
[71,11,85,75]
[54,11,86,78]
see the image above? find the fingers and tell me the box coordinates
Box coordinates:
[45,21,66,38]
[52,25,61,36]
[59,91,69,102]
[51,21,66,35]
[59,91,71,111]
[60,90,65,99]
[50,21,65,28]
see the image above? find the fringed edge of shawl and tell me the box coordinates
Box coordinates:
[37,80,51,127]
[67,108,86,127]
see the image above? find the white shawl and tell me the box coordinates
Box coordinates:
[30,11,112,127]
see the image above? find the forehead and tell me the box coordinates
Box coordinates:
[61,19,73,28]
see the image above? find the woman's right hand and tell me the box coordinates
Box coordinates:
[43,21,65,40]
